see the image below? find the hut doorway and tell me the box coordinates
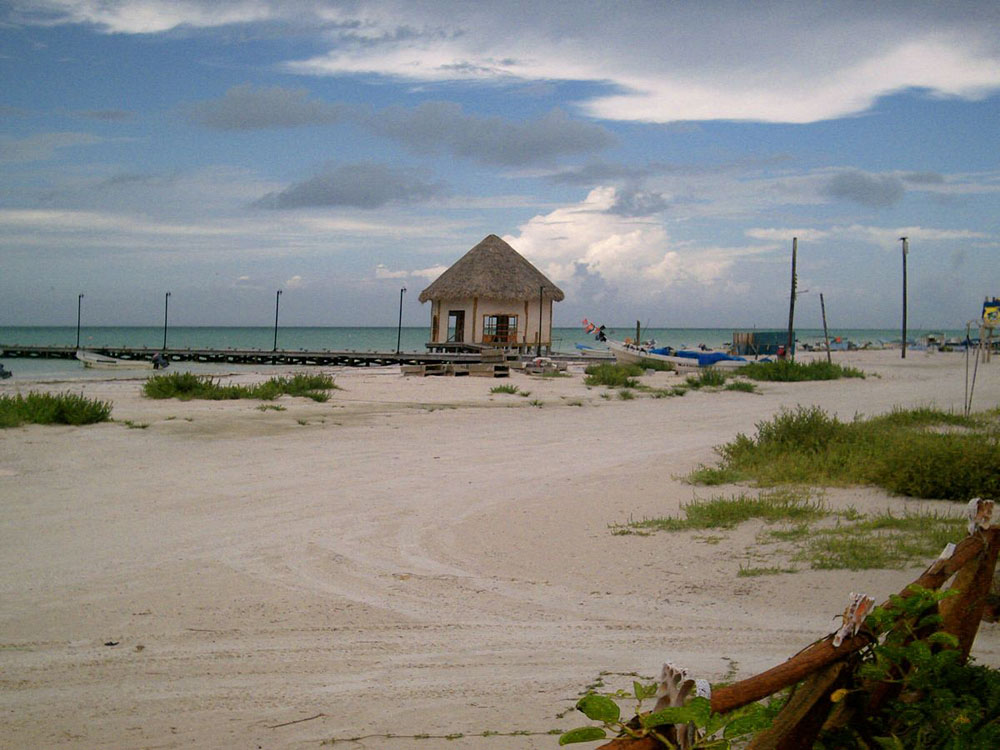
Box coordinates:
[447,310,465,343]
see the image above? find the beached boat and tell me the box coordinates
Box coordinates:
[76,350,156,369]
[606,339,748,371]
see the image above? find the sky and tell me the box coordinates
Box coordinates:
[1,0,999,330]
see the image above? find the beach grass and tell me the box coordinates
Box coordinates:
[0,391,112,427]
[143,372,338,402]
[692,405,999,500]
[610,489,826,534]
[583,363,643,388]
[740,359,865,381]
[684,368,728,389]
[613,490,966,570]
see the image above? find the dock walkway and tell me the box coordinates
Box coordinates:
[0,344,612,368]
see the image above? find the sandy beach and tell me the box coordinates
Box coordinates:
[1,348,998,749]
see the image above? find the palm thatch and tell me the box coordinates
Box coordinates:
[418,235,564,303]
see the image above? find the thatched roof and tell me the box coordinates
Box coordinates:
[418,235,565,303]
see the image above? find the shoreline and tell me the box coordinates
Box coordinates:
[1,349,998,748]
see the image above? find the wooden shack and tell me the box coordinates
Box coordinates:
[419,234,564,354]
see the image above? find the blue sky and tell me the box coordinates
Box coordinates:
[1,1,998,329]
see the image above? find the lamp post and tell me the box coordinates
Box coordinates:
[76,293,84,349]
[396,286,407,354]
[900,237,908,360]
[273,290,282,352]
[162,291,171,350]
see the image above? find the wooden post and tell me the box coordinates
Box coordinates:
[820,293,831,364]
[900,237,908,359]
[636,320,641,344]
[786,238,797,359]
[537,286,543,356]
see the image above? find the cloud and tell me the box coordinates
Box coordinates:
[75,109,133,121]
[184,84,347,130]
[282,2,1000,124]
[22,3,1000,125]
[822,171,905,207]
[902,171,946,185]
[509,186,751,303]
[255,162,446,209]
[0,131,102,162]
[7,0,276,34]
[606,187,670,217]
[367,102,614,166]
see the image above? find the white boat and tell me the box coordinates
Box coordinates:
[606,340,748,371]
[76,350,155,369]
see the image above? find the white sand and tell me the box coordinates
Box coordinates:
[1,349,997,748]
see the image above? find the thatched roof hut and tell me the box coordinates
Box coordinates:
[419,235,564,353]
[418,234,564,304]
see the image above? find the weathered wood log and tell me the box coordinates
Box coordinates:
[711,527,999,716]
[746,662,848,750]
[940,530,1000,659]
[597,528,1000,749]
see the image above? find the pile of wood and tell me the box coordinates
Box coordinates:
[600,499,999,749]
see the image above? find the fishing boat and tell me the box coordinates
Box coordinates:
[76,350,156,369]
[606,339,748,371]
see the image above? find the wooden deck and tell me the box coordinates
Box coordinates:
[0,344,610,368]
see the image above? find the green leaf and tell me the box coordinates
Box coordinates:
[576,694,621,723]
[723,710,772,738]
[687,696,713,726]
[872,735,905,750]
[634,681,658,700]
[927,631,960,649]
[642,706,696,728]
[559,726,608,745]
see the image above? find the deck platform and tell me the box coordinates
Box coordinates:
[0,344,610,368]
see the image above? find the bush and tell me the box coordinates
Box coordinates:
[144,372,338,402]
[701,406,999,501]
[584,363,643,388]
[0,391,112,427]
[740,359,865,381]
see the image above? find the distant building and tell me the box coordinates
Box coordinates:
[419,234,564,353]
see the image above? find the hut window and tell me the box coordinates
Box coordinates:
[483,314,517,344]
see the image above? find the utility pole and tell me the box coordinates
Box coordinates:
[76,294,84,349]
[786,237,797,359]
[820,293,831,364]
[900,237,908,359]
[273,290,282,352]
[162,291,171,350]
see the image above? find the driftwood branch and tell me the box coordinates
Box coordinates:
[597,527,1000,749]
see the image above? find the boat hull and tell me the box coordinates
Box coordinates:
[606,340,746,370]
[76,350,155,369]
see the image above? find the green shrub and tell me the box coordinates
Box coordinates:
[740,359,865,382]
[144,371,338,402]
[0,391,112,427]
[583,363,642,388]
[699,406,999,501]
[685,368,728,389]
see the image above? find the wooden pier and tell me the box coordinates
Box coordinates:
[0,344,611,368]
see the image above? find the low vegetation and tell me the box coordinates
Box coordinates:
[583,362,643,388]
[690,405,1000,501]
[611,490,966,572]
[0,391,112,427]
[490,384,520,395]
[143,372,339,402]
[739,358,865,381]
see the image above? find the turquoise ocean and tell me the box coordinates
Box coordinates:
[0,325,964,380]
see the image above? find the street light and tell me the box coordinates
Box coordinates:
[273,290,282,352]
[396,286,407,354]
[162,292,171,350]
[900,237,908,360]
[76,293,84,349]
